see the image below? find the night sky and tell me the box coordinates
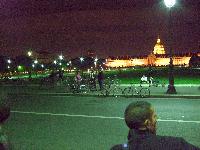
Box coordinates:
[0,0,199,58]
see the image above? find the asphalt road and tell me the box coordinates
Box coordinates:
[4,95,200,150]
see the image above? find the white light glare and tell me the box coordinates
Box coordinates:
[34,60,38,64]
[27,51,32,56]
[7,59,11,64]
[94,58,98,62]
[59,55,64,60]
[80,57,84,62]
[164,0,176,8]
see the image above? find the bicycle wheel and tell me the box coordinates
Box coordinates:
[80,84,89,94]
[140,88,150,98]
[99,87,110,97]
[123,87,131,97]
[111,87,123,97]
[88,82,97,91]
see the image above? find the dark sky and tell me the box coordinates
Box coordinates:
[0,0,199,58]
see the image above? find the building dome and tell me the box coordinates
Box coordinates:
[153,37,165,54]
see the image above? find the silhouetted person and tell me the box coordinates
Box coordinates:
[97,71,104,90]
[111,101,200,150]
[0,103,10,150]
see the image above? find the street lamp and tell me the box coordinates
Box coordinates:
[59,55,64,60]
[164,0,175,8]
[34,59,38,64]
[80,57,84,62]
[164,0,177,94]
[27,51,32,57]
[7,59,11,64]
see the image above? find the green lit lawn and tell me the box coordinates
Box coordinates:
[103,67,200,85]
[119,76,200,84]
[4,67,200,85]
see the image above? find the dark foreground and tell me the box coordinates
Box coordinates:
[4,94,200,150]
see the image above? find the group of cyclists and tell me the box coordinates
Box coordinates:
[74,70,104,91]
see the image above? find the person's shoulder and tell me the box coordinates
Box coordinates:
[156,135,200,149]
[157,135,183,140]
[156,135,185,143]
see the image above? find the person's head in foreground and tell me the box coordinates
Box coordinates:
[125,101,157,135]
[0,102,10,150]
[111,101,200,150]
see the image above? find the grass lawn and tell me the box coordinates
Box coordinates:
[103,67,200,85]
[2,67,200,85]
[120,76,200,84]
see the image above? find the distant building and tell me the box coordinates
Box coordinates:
[87,50,95,58]
[153,37,165,55]
[105,37,199,68]
[32,50,55,64]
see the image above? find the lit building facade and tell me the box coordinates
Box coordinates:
[105,37,197,68]
[153,37,165,54]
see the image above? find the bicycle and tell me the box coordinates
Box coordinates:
[140,77,165,88]
[86,77,97,91]
[123,83,150,98]
[98,77,123,97]
[70,78,90,94]
[39,76,56,89]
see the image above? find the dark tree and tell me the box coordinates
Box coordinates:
[189,54,200,67]
[14,55,33,68]
[0,56,7,72]
[71,57,94,70]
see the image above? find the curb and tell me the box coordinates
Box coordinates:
[7,92,200,99]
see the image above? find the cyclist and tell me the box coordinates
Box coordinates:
[140,75,148,86]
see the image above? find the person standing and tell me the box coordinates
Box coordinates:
[74,72,82,90]
[97,70,104,90]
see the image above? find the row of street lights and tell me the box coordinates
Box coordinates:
[26,0,177,94]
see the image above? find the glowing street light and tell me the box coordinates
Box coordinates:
[164,0,177,94]
[164,0,175,8]
[59,55,64,60]
[94,57,98,67]
[34,60,38,64]
[7,59,11,64]
[94,57,98,62]
[80,57,84,62]
[53,60,57,64]
[27,51,32,57]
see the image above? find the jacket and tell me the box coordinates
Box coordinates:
[111,129,200,150]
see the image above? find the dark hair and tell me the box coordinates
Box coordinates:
[124,101,153,130]
[0,104,10,123]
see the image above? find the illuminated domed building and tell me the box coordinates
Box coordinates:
[105,37,199,68]
[153,37,165,55]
